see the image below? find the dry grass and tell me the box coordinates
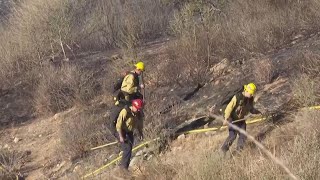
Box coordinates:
[0,0,173,78]
[291,50,320,106]
[146,110,320,180]
[133,159,176,180]
[293,50,320,78]
[34,65,101,115]
[291,74,319,107]
[0,149,26,180]
[34,65,79,115]
[167,0,320,85]
[59,109,111,160]
[1,0,320,118]
[252,57,274,84]
[0,0,174,119]
[143,94,176,139]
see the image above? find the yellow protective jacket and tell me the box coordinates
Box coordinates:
[121,71,140,95]
[116,107,143,133]
[224,92,260,121]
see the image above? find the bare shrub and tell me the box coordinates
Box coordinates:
[79,0,173,51]
[293,50,320,77]
[59,110,110,160]
[169,3,216,85]
[0,149,26,179]
[170,0,320,68]
[291,74,319,107]
[151,52,187,87]
[74,70,102,106]
[34,65,78,115]
[252,58,274,84]
[34,65,101,116]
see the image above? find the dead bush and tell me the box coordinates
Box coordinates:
[293,50,320,78]
[170,0,320,71]
[34,65,78,115]
[169,3,216,85]
[34,65,101,116]
[59,110,110,160]
[151,53,187,87]
[291,74,319,107]
[80,0,173,51]
[0,149,26,180]
[252,58,274,84]
[34,65,77,114]
[74,70,102,106]
[120,0,172,53]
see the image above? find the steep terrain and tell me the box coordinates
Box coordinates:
[1,31,319,179]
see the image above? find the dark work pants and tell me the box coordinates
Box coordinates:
[119,131,134,169]
[221,122,247,153]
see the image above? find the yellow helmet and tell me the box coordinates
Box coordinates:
[135,61,145,71]
[244,83,257,95]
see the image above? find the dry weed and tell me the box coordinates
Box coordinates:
[0,0,173,117]
[133,159,176,180]
[0,149,26,180]
[252,58,274,84]
[34,64,102,115]
[59,110,110,160]
[170,0,320,78]
[34,65,78,115]
[293,50,320,77]
[291,74,319,107]
[170,111,320,180]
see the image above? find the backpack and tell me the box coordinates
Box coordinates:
[112,71,140,102]
[109,102,143,133]
[218,86,244,115]
[109,103,131,132]
[112,71,129,93]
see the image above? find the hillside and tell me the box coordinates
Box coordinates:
[1,0,320,180]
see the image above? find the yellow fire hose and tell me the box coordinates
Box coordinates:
[82,117,269,179]
[82,138,160,179]
[90,142,118,151]
[83,105,320,179]
[184,117,267,135]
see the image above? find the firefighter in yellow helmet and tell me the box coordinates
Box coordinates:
[120,61,145,102]
[221,83,262,154]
